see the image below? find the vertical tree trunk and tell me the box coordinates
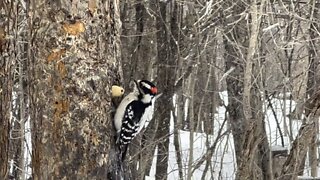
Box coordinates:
[280,90,320,179]
[154,0,177,179]
[139,118,159,179]
[0,28,11,180]
[0,3,18,177]
[222,0,248,165]
[173,95,184,180]
[307,0,319,177]
[186,73,196,180]
[28,0,122,179]
[154,0,170,177]
[223,0,271,179]
[171,2,183,179]
[237,1,271,179]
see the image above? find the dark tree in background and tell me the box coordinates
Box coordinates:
[153,0,177,179]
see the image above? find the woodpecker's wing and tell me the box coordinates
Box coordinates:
[118,100,148,145]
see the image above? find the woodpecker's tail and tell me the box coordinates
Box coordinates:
[120,144,129,162]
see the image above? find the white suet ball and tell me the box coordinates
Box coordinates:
[112,85,125,97]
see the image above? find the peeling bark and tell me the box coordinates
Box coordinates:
[28,0,122,179]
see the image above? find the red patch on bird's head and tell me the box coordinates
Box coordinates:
[151,87,158,94]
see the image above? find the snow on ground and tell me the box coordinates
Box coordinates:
[148,92,235,179]
[147,91,314,179]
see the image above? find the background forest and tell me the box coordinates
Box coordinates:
[1,0,320,180]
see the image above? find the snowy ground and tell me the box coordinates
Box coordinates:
[146,91,320,179]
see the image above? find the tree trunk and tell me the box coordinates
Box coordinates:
[280,91,320,179]
[173,95,184,180]
[236,1,271,180]
[28,0,122,179]
[222,0,247,165]
[223,0,271,179]
[154,0,177,179]
[307,0,320,177]
[0,28,12,180]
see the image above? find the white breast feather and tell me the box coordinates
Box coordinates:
[141,94,153,104]
[137,99,155,133]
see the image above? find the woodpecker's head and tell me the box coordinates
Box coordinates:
[134,80,158,96]
[134,80,158,103]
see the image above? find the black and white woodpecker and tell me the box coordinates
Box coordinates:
[114,80,160,161]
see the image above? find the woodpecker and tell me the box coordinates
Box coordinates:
[114,80,159,161]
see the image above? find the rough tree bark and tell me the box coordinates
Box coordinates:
[280,91,320,179]
[1,2,31,179]
[236,1,271,180]
[28,0,122,179]
[0,26,11,180]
